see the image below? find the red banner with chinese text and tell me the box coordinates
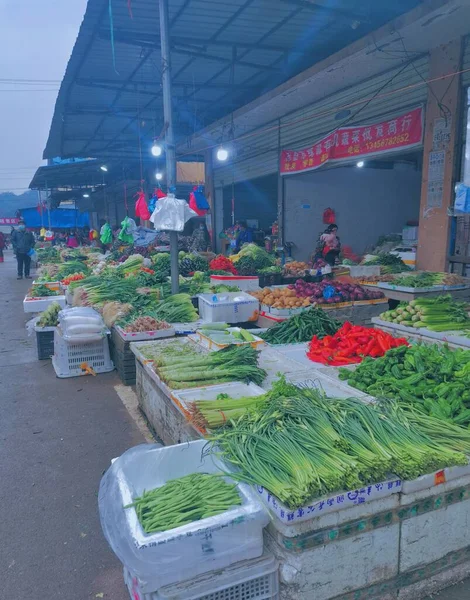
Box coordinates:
[0,218,19,225]
[280,107,423,175]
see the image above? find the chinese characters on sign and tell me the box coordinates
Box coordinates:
[0,218,19,225]
[280,107,423,175]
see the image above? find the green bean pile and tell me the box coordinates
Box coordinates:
[260,307,340,344]
[125,473,242,534]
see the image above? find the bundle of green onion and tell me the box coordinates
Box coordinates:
[125,473,241,534]
[380,295,470,332]
[209,379,469,508]
[154,343,267,389]
[189,392,268,430]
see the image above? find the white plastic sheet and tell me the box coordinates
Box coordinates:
[98,441,268,592]
[58,307,106,343]
[149,193,197,232]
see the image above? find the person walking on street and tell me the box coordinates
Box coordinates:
[11,220,35,279]
[0,231,5,263]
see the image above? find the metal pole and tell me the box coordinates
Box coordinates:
[159,0,179,294]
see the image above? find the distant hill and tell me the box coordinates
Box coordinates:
[0,191,38,217]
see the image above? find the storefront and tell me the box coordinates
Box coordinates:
[280,107,424,261]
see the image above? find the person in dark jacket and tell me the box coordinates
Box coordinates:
[235,221,253,251]
[0,231,5,263]
[11,220,35,279]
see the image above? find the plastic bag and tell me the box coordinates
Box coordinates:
[455,183,470,214]
[323,207,336,224]
[188,185,209,216]
[149,193,197,232]
[118,216,135,244]
[59,307,106,342]
[28,249,38,262]
[98,440,268,593]
[134,191,151,220]
[100,223,113,245]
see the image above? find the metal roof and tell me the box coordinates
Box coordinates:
[43,0,424,161]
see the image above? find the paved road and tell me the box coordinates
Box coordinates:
[0,252,145,600]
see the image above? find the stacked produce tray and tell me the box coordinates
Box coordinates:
[34,326,56,360]
[371,317,470,349]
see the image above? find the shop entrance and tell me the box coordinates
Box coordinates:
[283,150,422,262]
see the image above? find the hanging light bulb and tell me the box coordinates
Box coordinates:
[217,147,229,162]
[356,161,365,168]
[100,165,108,172]
[83,193,90,198]
[151,143,163,157]
[155,172,163,181]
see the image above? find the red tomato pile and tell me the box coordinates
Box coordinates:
[307,322,409,366]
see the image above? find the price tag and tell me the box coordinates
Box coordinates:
[434,470,446,486]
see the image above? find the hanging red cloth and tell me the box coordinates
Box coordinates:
[134,190,151,220]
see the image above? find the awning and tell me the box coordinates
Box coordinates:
[42,0,423,161]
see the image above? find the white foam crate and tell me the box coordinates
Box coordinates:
[195,327,265,351]
[52,328,114,378]
[23,295,66,313]
[123,552,278,600]
[198,293,259,324]
[173,382,266,416]
[99,440,269,592]
[115,324,176,342]
[210,274,260,291]
[255,476,402,525]
[372,317,470,348]
[285,370,371,400]
[258,347,308,390]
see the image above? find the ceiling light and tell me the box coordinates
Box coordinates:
[216,147,229,162]
[83,193,90,198]
[151,143,163,157]
[155,172,163,181]
[356,161,365,168]
[100,165,108,172]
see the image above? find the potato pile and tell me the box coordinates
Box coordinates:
[251,286,311,309]
[284,261,309,277]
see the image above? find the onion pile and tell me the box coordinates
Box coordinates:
[289,279,384,305]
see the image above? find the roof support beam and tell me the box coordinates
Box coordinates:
[75,78,258,90]
[279,0,371,23]
[172,45,281,72]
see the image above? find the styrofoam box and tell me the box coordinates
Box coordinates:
[210,274,260,291]
[285,370,371,400]
[255,476,402,525]
[195,327,265,351]
[258,347,308,390]
[198,293,259,324]
[173,382,266,416]
[115,324,176,342]
[99,440,269,592]
[372,317,470,348]
[23,295,66,313]
[123,552,279,600]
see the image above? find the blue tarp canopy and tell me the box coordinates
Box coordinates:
[22,208,89,229]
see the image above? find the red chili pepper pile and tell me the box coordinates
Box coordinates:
[307,322,408,366]
[61,273,85,286]
[209,255,238,275]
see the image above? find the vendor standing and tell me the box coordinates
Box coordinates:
[235,221,253,251]
[315,223,341,266]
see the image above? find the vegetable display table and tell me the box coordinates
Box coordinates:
[371,317,470,350]
[365,284,470,303]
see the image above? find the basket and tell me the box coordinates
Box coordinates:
[35,327,55,360]
[52,328,114,378]
[258,273,282,288]
[123,552,278,600]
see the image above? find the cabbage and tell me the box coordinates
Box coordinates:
[236,244,275,270]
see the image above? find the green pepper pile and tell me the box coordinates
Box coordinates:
[339,344,470,426]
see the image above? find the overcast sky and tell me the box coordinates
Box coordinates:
[0,0,88,194]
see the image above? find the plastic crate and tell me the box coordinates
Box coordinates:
[123,552,279,600]
[198,293,259,323]
[35,327,55,360]
[52,328,114,378]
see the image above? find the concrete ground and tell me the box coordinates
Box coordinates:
[0,251,146,600]
[0,250,469,600]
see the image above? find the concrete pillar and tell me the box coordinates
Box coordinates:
[204,150,216,250]
[416,39,463,271]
